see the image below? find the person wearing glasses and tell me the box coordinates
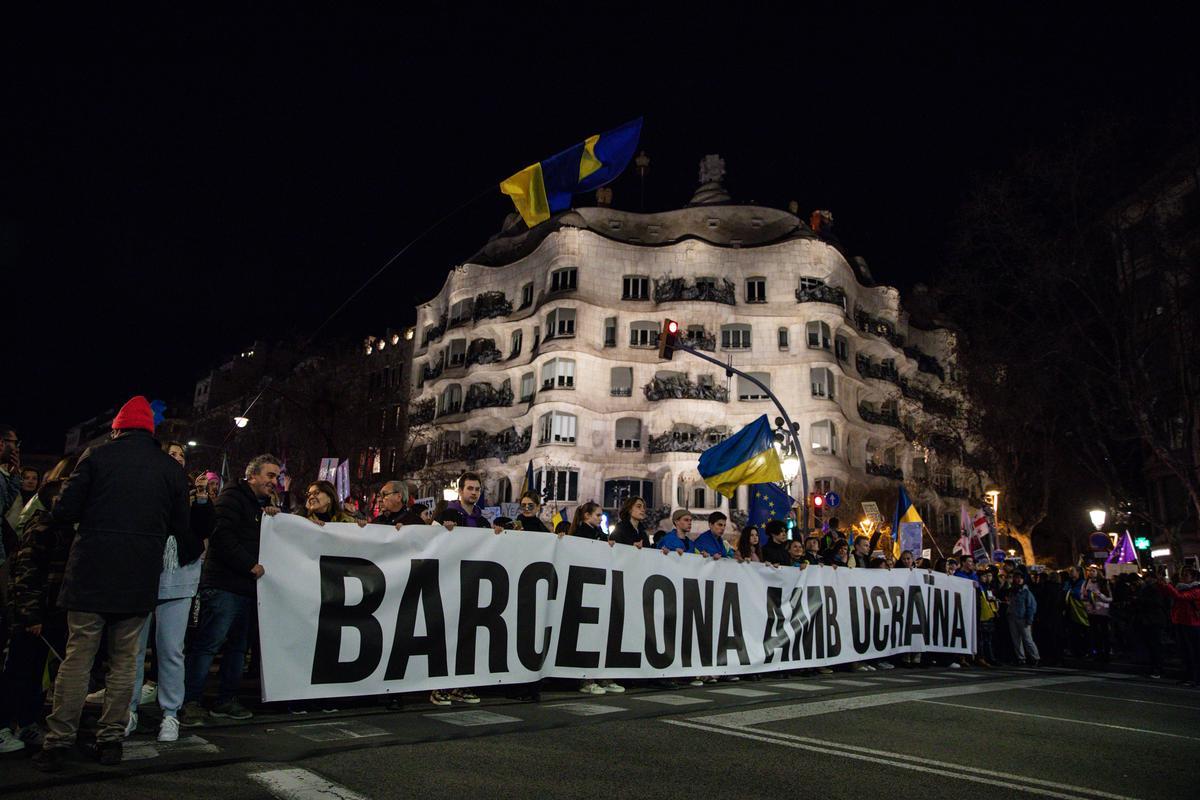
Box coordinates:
[302,481,367,527]
[513,492,549,532]
[371,480,409,526]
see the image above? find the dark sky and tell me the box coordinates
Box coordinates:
[6,7,1196,451]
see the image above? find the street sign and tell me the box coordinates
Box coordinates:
[825,491,841,509]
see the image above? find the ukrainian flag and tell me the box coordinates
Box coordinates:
[697,415,784,498]
[891,485,923,558]
[500,118,643,228]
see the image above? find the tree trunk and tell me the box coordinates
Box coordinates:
[1003,523,1036,565]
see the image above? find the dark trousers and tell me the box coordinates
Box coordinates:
[1177,624,1200,684]
[1135,624,1165,675]
[1088,615,1111,661]
[1,628,64,728]
[184,587,255,705]
[977,620,997,663]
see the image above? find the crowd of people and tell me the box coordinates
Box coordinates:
[1,403,1199,773]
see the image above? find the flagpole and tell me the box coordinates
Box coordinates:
[672,341,810,532]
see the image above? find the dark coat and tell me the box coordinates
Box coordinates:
[8,507,74,630]
[54,430,192,615]
[571,522,606,541]
[201,481,268,598]
[609,519,649,547]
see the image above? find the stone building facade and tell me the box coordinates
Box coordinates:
[409,161,976,536]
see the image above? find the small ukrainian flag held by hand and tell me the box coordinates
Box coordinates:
[697,415,784,498]
[500,118,643,228]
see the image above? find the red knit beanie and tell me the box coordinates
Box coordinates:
[112,395,155,432]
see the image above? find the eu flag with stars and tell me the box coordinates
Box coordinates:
[747,482,794,530]
[500,118,642,228]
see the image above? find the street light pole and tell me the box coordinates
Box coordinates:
[671,340,811,532]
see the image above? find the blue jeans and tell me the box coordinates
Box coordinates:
[184,588,255,705]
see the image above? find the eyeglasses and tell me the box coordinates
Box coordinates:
[520,502,536,509]
[305,491,325,499]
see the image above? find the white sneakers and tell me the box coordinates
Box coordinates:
[0,728,25,754]
[579,682,606,695]
[140,682,158,706]
[599,681,625,693]
[877,662,896,670]
[157,715,179,743]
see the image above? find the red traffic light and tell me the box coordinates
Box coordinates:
[659,319,680,361]
[813,494,824,507]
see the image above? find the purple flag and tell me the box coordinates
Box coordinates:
[1106,531,1138,564]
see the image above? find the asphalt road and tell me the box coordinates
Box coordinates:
[3,666,1197,800]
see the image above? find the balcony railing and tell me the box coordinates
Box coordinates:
[654,277,736,305]
[795,283,847,307]
[854,307,905,347]
[459,426,532,464]
[647,428,731,454]
[421,359,444,383]
[462,383,514,412]
[642,374,729,402]
[866,461,904,481]
[856,354,900,384]
[858,403,902,428]
[903,346,946,381]
[685,331,716,351]
[610,387,632,397]
[472,291,512,322]
[465,341,502,367]
[421,314,447,347]
[409,398,435,426]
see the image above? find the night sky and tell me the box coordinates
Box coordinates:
[6,7,1196,452]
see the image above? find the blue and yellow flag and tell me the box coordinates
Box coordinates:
[500,118,643,228]
[697,415,784,498]
[891,485,923,559]
[747,482,794,529]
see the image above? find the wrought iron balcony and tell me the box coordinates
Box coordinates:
[856,354,900,384]
[459,426,532,463]
[462,383,514,412]
[421,359,444,383]
[854,307,905,347]
[795,283,847,307]
[654,277,736,305]
[642,374,729,402]
[421,314,447,347]
[903,346,946,381]
[409,398,435,426]
[866,461,904,481]
[647,427,731,454]
[610,387,632,397]
[685,330,716,351]
[465,339,502,367]
[472,291,512,322]
[858,403,902,428]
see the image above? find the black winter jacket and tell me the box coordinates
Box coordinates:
[54,430,192,615]
[200,481,269,597]
[609,519,649,547]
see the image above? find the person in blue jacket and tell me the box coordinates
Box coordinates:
[690,511,730,559]
[658,509,694,555]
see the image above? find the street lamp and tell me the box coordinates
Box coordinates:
[233,416,249,428]
[187,440,198,447]
[1088,509,1106,530]
[781,456,801,483]
[985,488,1000,520]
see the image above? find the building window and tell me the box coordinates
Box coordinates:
[520,282,534,309]
[550,267,578,293]
[509,329,523,359]
[799,276,824,292]
[538,412,577,445]
[811,420,837,455]
[604,317,617,347]
[541,358,575,389]
[615,417,642,450]
[812,477,834,496]
[449,298,473,325]
[738,372,771,401]
[610,366,633,397]
[778,327,789,350]
[811,367,835,399]
[696,276,717,294]
[519,372,535,402]
[496,477,513,504]
[693,487,707,508]
[439,384,462,415]
[447,338,467,366]
[535,466,579,501]
[806,321,831,350]
[546,307,576,338]
[835,334,849,361]
[604,478,654,510]
[622,275,649,300]
[630,321,659,348]
[746,277,766,303]
[721,324,752,350]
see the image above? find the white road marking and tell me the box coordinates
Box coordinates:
[1025,687,1200,710]
[250,767,370,800]
[425,710,523,726]
[865,677,918,683]
[665,720,1142,800]
[918,700,1200,742]
[769,682,828,691]
[820,679,879,687]
[546,702,626,716]
[690,674,1091,727]
[707,687,777,698]
[124,735,220,761]
[629,694,711,706]
[284,720,390,742]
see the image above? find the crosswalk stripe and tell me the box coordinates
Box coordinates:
[769,682,828,691]
[707,687,778,698]
[545,702,626,716]
[819,679,879,687]
[250,768,370,800]
[629,694,712,706]
[425,710,523,727]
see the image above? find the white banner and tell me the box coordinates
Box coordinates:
[258,516,977,701]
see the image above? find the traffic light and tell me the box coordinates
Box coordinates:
[659,319,680,360]
[811,492,825,522]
